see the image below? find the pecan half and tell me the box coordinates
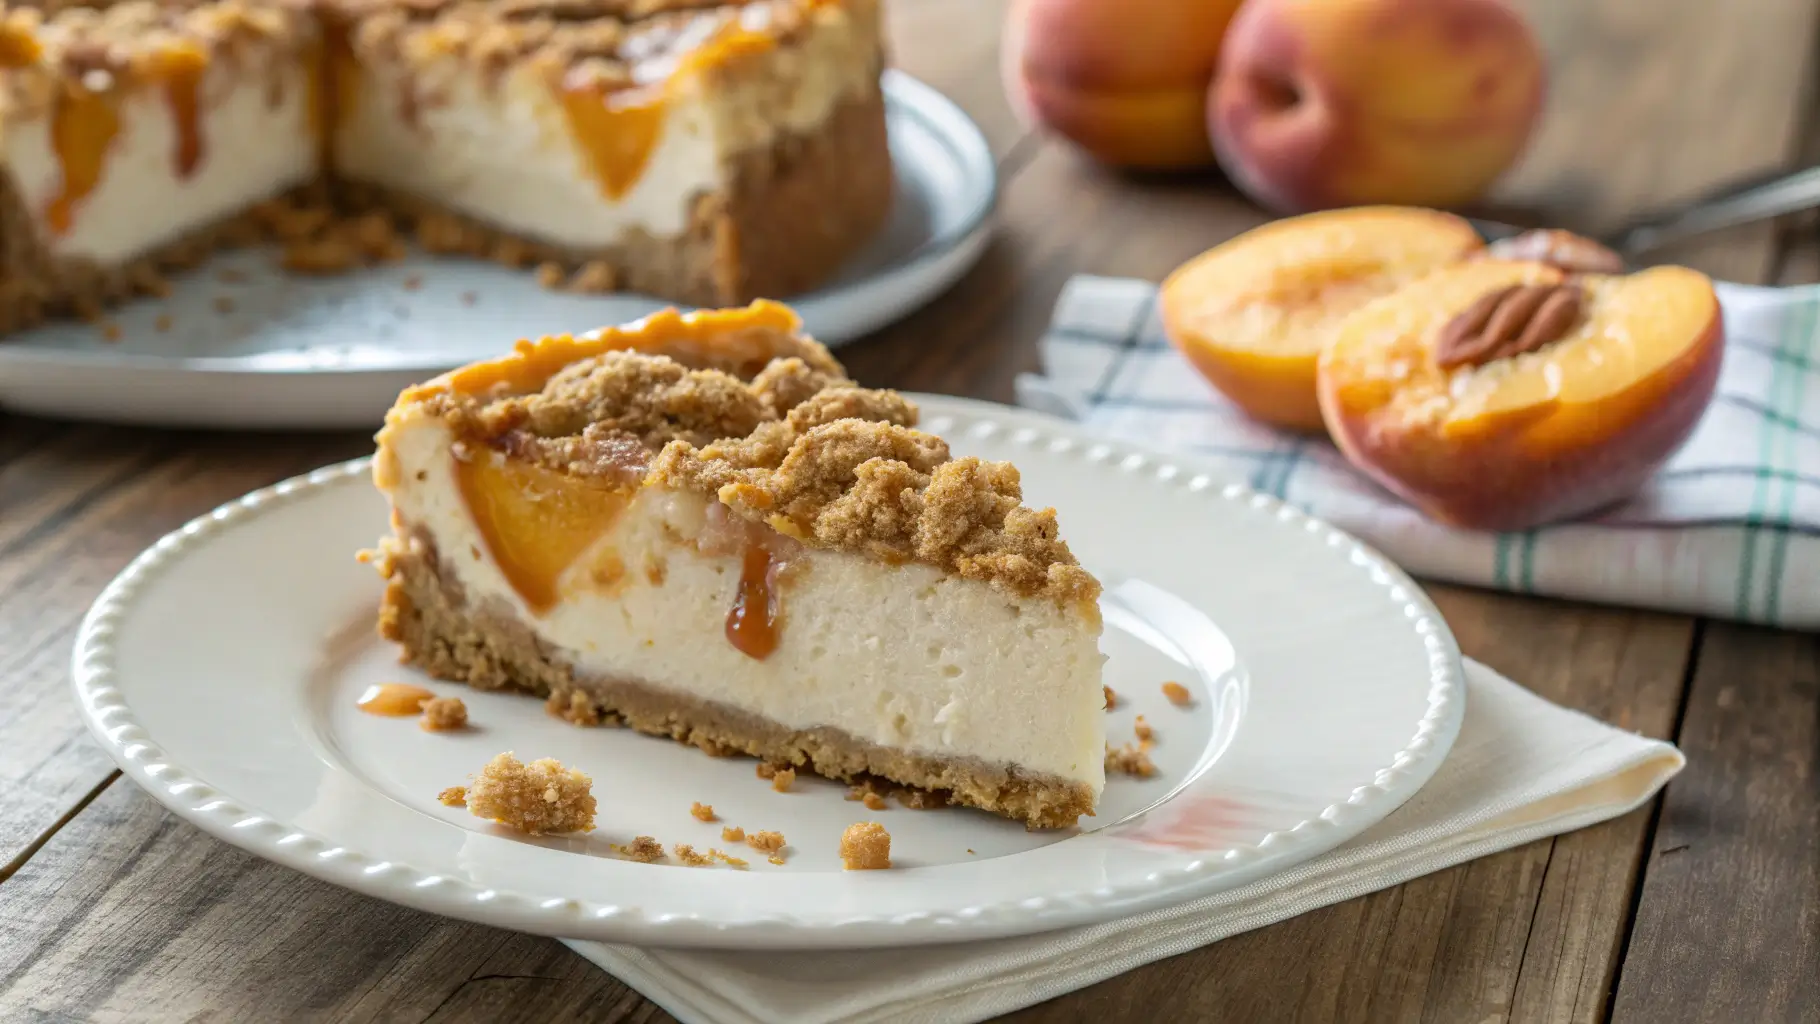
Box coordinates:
[1435,283,1584,369]
[1482,229,1625,276]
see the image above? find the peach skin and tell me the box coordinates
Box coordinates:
[1316,259,1723,531]
[1159,206,1483,432]
[1003,0,1245,170]
[1209,0,1544,213]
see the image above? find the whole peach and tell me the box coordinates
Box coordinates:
[1209,0,1545,213]
[1004,0,1245,170]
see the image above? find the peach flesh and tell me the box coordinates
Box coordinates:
[1210,0,1545,213]
[1317,261,1723,530]
[1160,206,1484,432]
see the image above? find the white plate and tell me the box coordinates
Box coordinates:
[72,396,1465,949]
[0,71,993,431]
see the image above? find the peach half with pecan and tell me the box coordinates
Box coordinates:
[1315,258,1722,530]
[1160,207,1484,432]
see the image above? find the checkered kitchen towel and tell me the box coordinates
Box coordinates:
[1014,275,1820,630]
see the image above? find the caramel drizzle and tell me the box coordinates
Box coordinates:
[45,87,120,236]
[356,682,435,716]
[725,543,783,660]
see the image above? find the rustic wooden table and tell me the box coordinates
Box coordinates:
[3,1,1817,1020]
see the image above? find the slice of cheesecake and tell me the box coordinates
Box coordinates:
[332,0,893,303]
[367,301,1107,828]
[0,0,319,330]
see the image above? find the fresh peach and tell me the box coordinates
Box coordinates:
[1002,0,1245,170]
[1316,259,1723,530]
[1209,0,1545,213]
[1159,206,1483,432]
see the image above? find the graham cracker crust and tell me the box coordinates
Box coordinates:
[375,532,1096,830]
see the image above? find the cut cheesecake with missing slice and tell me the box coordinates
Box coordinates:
[368,301,1108,828]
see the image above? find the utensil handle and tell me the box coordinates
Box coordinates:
[1614,165,1820,255]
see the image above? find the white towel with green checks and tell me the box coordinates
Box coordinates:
[1015,275,1820,630]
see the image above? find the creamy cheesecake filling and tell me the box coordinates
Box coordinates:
[6,59,315,264]
[384,415,1108,791]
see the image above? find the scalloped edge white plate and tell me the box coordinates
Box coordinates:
[0,71,993,430]
[71,395,1465,949]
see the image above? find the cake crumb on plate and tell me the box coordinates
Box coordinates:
[770,767,796,792]
[690,802,717,822]
[1103,685,1118,709]
[721,825,745,843]
[438,786,467,807]
[862,792,887,811]
[465,752,596,834]
[840,822,891,870]
[1105,742,1156,778]
[1134,714,1154,743]
[419,696,468,731]
[747,830,785,854]
[1163,681,1193,706]
[612,836,666,863]
[674,843,716,867]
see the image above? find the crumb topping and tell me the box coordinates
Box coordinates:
[839,822,890,869]
[398,308,1099,605]
[419,696,468,731]
[465,752,597,834]
[746,830,784,854]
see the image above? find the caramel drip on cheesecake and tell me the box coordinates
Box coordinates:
[357,682,435,715]
[46,88,120,236]
[153,45,209,179]
[725,543,782,660]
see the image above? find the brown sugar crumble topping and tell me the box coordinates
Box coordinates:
[438,786,467,807]
[612,836,666,863]
[412,321,1100,607]
[690,801,716,822]
[419,696,468,731]
[1162,681,1193,707]
[464,752,596,834]
[840,822,891,870]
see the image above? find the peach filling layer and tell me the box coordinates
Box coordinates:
[454,450,631,614]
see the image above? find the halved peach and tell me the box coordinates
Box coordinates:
[1159,206,1483,432]
[454,450,632,613]
[1316,259,1722,530]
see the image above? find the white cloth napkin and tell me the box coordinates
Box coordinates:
[1015,275,1820,630]
[563,660,1683,1024]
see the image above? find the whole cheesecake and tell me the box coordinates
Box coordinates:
[366,301,1109,829]
[0,0,892,333]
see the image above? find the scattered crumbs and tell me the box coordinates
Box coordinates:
[674,843,716,867]
[713,850,749,869]
[1163,681,1193,707]
[862,792,887,811]
[212,295,235,314]
[1103,685,1118,710]
[99,320,122,342]
[155,313,174,332]
[721,825,745,843]
[690,802,716,822]
[419,696,468,732]
[770,767,796,793]
[747,830,786,855]
[438,786,467,808]
[217,267,247,283]
[756,762,778,780]
[966,848,975,855]
[840,823,892,870]
[403,274,423,291]
[1105,742,1157,778]
[460,290,478,306]
[844,780,874,802]
[612,836,666,863]
[768,856,786,866]
[465,752,596,834]
[1133,715,1154,743]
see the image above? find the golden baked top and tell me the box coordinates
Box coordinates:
[383,301,1103,607]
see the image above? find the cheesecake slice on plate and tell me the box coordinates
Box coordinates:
[367,301,1108,828]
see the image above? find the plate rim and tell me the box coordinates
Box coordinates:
[70,395,1467,947]
[0,69,995,377]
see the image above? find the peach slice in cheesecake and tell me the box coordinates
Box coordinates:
[1160,206,1484,432]
[1316,258,1723,531]
[453,449,636,615]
